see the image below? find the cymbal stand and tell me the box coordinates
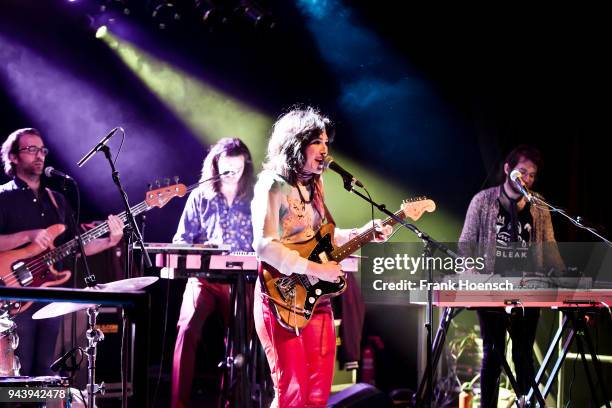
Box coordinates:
[85,306,105,408]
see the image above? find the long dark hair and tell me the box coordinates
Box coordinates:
[263,106,334,185]
[263,106,334,215]
[200,137,254,200]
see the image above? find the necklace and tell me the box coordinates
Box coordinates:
[296,182,313,204]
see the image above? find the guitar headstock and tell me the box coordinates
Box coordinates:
[401,196,436,221]
[145,183,188,208]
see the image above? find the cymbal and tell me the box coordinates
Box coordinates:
[32,277,159,320]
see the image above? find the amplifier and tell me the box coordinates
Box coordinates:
[95,307,135,398]
[59,307,134,399]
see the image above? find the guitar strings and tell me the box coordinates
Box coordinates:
[331,208,402,260]
[2,201,149,286]
[4,182,198,287]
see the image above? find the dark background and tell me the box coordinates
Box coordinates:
[1,1,609,405]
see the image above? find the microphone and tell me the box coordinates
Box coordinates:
[76,127,122,167]
[50,347,79,372]
[323,156,365,188]
[509,169,532,202]
[44,166,72,180]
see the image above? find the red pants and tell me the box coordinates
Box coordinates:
[172,278,231,408]
[254,280,336,408]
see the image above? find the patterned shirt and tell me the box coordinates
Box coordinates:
[173,188,253,252]
[251,170,353,276]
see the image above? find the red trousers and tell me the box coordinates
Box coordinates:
[254,280,336,408]
[172,278,230,408]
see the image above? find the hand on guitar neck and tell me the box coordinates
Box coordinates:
[355,219,393,243]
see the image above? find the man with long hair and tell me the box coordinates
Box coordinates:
[171,137,255,408]
[251,107,391,407]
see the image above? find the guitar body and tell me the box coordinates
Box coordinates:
[260,223,347,333]
[258,198,437,333]
[0,224,72,315]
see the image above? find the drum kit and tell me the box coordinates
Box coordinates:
[0,276,158,407]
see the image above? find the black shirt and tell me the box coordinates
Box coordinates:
[495,199,534,275]
[0,177,74,247]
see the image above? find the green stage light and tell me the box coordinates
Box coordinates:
[97,28,271,164]
[97,28,461,239]
[95,25,108,39]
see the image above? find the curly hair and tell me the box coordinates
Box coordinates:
[263,106,334,186]
[2,128,42,177]
[263,106,334,217]
[504,144,543,170]
[200,137,255,200]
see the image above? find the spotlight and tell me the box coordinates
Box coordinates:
[95,25,109,38]
[151,2,182,30]
[195,0,229,29]
[100,0,131,15]
[237,1,275,30]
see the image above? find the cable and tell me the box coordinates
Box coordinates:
[564,351,578,407]
[362,185,376,242]
[121,309,128,408]
[113,127,125,165]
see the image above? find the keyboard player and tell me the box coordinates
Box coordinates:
[171,138,255,408]
[459,145,565,407]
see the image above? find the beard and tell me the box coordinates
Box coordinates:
[507,174,522,194]
[21,161,44,177]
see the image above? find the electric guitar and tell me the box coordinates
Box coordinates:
[259,198,436,333]
[0,182,190,315]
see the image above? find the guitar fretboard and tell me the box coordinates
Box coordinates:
[30,181,202,267]
[330,208,405,262]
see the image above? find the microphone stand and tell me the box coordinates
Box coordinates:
[98,145,151,408]
[338,176,457,408]
[530,195,612,247]
[60,179,103,408]
[99,145,152,270]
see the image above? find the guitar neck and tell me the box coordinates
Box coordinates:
[45,200,151,264]
[330,209,405,262]
[44,181,203,265]
[40,180,202,266]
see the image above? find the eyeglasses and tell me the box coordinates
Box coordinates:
[18,146,49,156]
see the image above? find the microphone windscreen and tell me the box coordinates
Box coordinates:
[509,169,522,182]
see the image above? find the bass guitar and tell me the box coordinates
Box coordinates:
[0,182,190,315]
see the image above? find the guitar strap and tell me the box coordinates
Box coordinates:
[323,202,336,227]
[45,187,62,218]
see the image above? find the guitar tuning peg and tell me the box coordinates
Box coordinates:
[164,177,170,186]
[155,179,161,188]
[173,176,180,184]
[147,183,153,191]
